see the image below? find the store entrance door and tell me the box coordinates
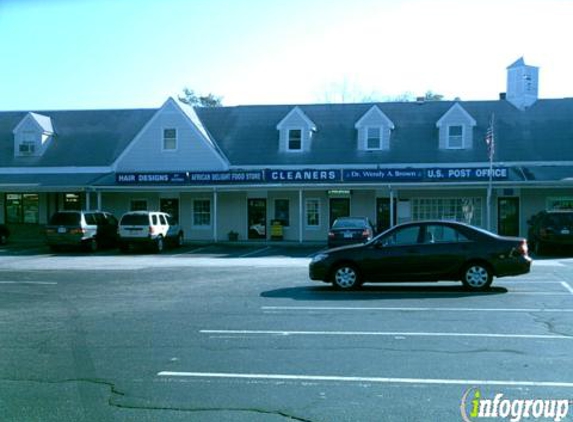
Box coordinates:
[329,198,350,227]
[376,198,396,234]
[248,199,267,239]
[498,197,520,236]
[160,198,180,222]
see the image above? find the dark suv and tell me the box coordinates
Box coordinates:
[45,210,119,252]
[527,210,573,255]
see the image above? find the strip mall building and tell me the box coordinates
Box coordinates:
[1,58,572,242]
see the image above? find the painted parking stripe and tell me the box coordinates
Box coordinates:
[157,371,573,388]
[561,281,573,295]
[262,306,573,313]
[240,247,272,258]
[0,281,57,285]
[200,329,572,340]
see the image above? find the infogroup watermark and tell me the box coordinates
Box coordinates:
[461,388,571,422]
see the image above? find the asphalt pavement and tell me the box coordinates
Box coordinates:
[0,245,572,421]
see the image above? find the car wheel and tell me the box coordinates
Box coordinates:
[155,237,164,253]
[331,263,361,290]
[461,263,493,291]
[176,232,184,248]
[87,239,98,253]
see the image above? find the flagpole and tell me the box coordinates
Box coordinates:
[486,114,495,231]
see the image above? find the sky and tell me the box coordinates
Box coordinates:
[1,0,573,111]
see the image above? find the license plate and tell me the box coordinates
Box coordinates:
[561,229,570,235]
[344,232,353,238]
[57,227,66,234]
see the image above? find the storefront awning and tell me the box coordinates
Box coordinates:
[0,173,111,192]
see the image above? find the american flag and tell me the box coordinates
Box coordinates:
[485,114,495,161]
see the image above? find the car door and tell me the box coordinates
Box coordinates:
[361,224,424,281]
[414,223,470,279]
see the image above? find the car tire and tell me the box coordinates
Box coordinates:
[176,232,184,248]
[331,263,362,290]
[155,236,164,253]
[461,262,493,291]
[86,239,98,253]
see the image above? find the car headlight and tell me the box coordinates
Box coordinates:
[311,253,329,263]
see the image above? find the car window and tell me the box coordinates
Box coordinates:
[159,215,168,225]
[120,214,149,225]
[332,218,365,229]
[93,213,105,224]
[49,212,81,225]
[152,215,158,226]
[425,224,469,243]
[382,226,420,246]
[107,215,118,226]
[84,213,98,225]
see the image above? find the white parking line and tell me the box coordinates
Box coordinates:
[0,281,57,285]
[561,281,573,295]
[262,306,573,313]
[200,329,572,340]
[157,371,573,388]
[240,247,271,258]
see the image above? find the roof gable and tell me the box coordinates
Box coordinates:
[276,106,317,131]
[436,103,477,127]
[13,112,54,134]
[355,105,395,129]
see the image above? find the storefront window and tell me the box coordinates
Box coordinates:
[412,197,482,226]
[5,193,39,224]
[547,198,573,210]
[193,199,211,226]
[130,200,147,211]
[274,199,290,227]
[63,193,81,211]
[305,199,320,227]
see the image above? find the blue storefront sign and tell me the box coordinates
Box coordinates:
[188,171,264,184]
[265,169,342,183]
[116,167,509,185]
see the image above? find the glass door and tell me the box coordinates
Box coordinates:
[498,197,520,236]
[329,198,350,227]
[248,199,267,239]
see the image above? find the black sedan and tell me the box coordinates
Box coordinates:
[328,217,375,248]
[310,220,532,291]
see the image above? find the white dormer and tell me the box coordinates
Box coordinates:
[12,112,54,157]
[436,104,476,150]
[276,107,317,152]
[355,106,395,151]
[506,57,539,110]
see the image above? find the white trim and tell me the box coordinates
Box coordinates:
[192,198,212,228]
[276,106,317,131]
[161,127,178,152]
[305,197,321,229]
[436,103,477,127]
[446,124,464,149]
[286,128,303,152]
[0,167,112,175]
[354,105,395,129]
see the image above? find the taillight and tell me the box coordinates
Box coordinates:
[149,226,155,235]
[362,229,370,238]
[328,231,335,238]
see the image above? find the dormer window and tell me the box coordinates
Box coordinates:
[12,113,54,158]
[447,125,463,149]
[436,104,476,151]
[355,106,394,151]
[276,107,317,153]
[288,129,302,151]
[163,128,177,150]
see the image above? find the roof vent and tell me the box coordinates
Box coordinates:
[499,92,507,100]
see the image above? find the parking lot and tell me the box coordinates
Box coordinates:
[0,244,573,421]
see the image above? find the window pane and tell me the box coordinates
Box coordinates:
[448,125,463,148]
[274,199,289,227]
[288,129,302,150]
[164,129,176,138]
[193,200,211,226]
[306,199,320,227]
[5,194,22,224]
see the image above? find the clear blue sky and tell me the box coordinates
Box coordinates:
[2,0,573,111]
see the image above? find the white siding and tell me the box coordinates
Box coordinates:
[115,100,227,172]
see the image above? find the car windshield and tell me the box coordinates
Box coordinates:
[332,218,366,229]
[49,212,81,225]
[120,214,149,225]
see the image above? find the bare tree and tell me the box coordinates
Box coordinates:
[178,88,223,107]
